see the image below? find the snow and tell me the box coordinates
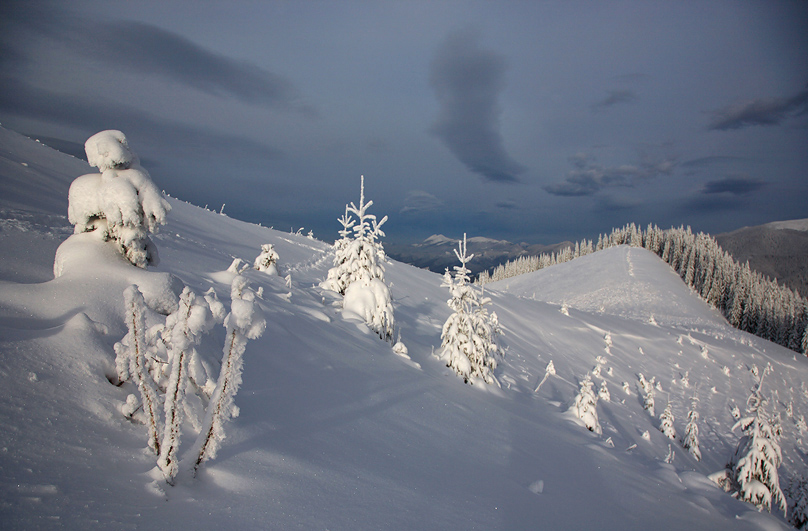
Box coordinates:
[764,219,808,232]
[0,126,806,529]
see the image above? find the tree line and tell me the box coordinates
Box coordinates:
[478,222,808,356]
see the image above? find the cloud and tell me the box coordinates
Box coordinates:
[544,153,674,196]
[2,6,313,114]
[496,199,518,210]
[701,176,765,195]
[400,190,444,214]
[429,29,525,183]
[593,194,642,212]
[708,86,808,130]
[0,75,283,162]
[591,89,637,113]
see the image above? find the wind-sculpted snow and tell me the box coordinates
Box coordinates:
[0,129,806,529]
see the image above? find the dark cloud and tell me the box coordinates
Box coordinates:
[429,29,525,183]
[0,76,283,163]
[544,153,674,196]
[701,176,765,195]
[684,194,746,213]
[1,3,313,115]
[496,200,518,210]
[593,194,642,212]
[708,86,808,130]
[680,156,748,169]
[591,89,637,113]
[400,190,444,214]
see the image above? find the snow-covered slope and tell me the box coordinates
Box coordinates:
[1,128,806,530]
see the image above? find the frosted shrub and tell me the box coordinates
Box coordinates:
[68,130,170,267]
[191,274,266,476]
[157,287,216,484]
[438,234,502,385]
[254,244,280,275]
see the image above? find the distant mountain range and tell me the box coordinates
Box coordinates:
[386,234,572,276]
[715,218,808,297]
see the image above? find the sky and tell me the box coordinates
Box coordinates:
[1,0,807,245]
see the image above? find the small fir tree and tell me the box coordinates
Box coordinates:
[659,402,676,440]
[569,373,601,434]
[438,234,500,385]
[681,398,702,462]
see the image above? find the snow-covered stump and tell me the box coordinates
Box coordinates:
[66,130,170,268]
[190,275,266,476]
[254,244,279,275]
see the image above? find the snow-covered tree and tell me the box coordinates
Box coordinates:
[68,130,170,267]
[659,402,676,440]
[788,476,808,530]
[254,243,279,275]
[157,287,216,484]
[321,176,394,340]
[191,274,266,476]
[638,373,656,416]
[728,366,787,515]
[439,234,500,385]
[569,373,601,434]
[598,380,611,402]
[681,398,702,462]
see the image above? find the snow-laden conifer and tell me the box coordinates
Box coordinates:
[115,285,163,454]
[322,176,394,340]
[681,398,702,461]
[254,244,280,275]
[638,373,656,416]
[190,274,266,476]
[157,287,215,484]
[788,476,808,530]
[438,234,501,385]
[67,130,170,267]
[598,380,611,402]
[569,373,601,434]
[659,402,676,440]
[728,365,787,515]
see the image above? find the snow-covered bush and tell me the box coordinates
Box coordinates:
[68,130,170,267]
[321,176,394,340]
[534,360,556,392]
[438,234,502,385]
[254,244,279,275]
[191,274,266,476]
[569,373,601,434]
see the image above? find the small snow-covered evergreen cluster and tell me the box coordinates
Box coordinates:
[480,222,808,355]
[321,176,395,341]
[569,373,601,434]
[438,234,503,385]
[65,130,170,268]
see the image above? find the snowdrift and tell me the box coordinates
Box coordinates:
[1,127,806,530]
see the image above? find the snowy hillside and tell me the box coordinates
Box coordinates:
[1,127,807,530]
